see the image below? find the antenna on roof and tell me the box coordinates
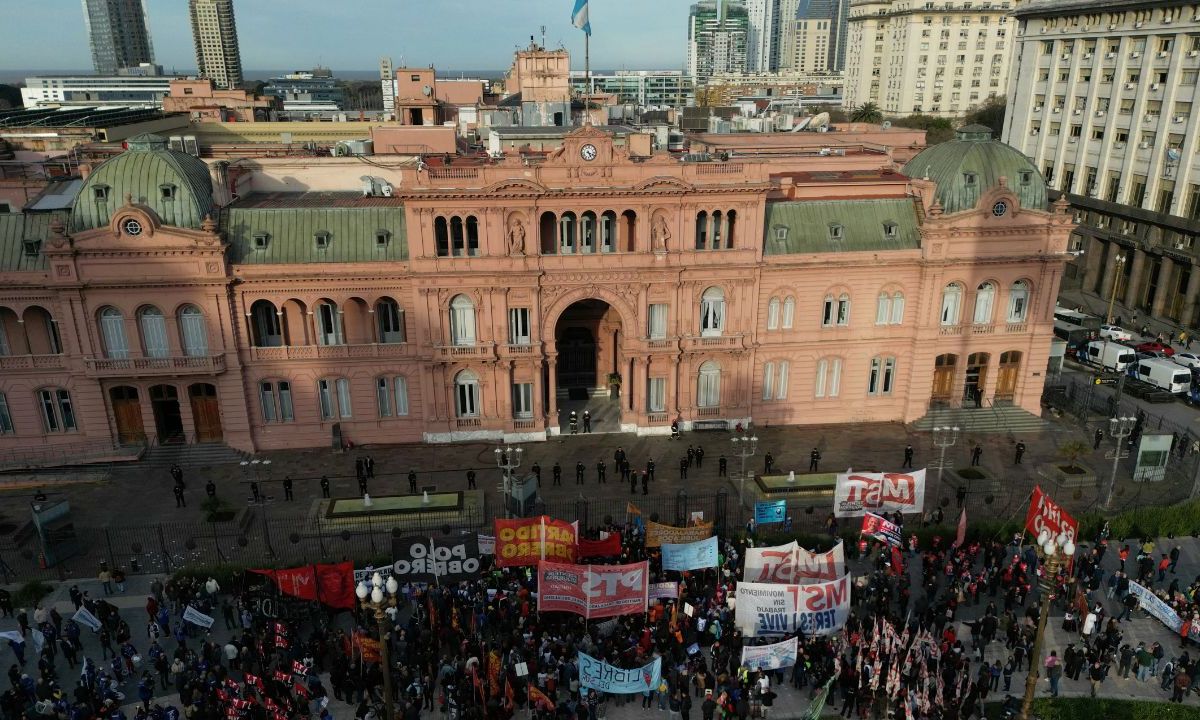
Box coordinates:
[541,25,546,49]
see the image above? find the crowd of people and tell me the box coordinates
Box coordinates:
[3,512,1200,720]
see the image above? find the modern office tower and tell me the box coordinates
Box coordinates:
[189,0,244,90]
[688,1,751,83]
[81,0,155,75]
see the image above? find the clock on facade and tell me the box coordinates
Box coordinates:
[580,143,598,161]
[991,200,1008,217]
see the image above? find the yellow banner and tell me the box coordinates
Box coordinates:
[645,520,713,547]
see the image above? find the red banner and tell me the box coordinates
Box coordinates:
[1024,485,1079,544]
[493,516,576,567]
[578,532,622,558]
[353,631,381,663]
[250,566,318,600]
[536,560,648,619]
[249,562,355,608]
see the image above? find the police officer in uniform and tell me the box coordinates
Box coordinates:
[319,475,330,498]
[283,476,294,501]
[597,460,606,484]
[552,462,562,486]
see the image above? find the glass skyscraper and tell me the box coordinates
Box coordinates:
[81,0,154,75]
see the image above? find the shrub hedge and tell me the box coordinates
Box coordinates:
[984,697,1199,720]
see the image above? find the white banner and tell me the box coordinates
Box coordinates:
[477,534,495,555]
[735,575,852,637]
[71,607,102,632]
[833,469,926,517]
[740,637,799,670]
[182,605,215,629]
[744,541,845,584]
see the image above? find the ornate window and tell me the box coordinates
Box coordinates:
[318,378,352,420]
[376,299,406,343]
[377,376,410,417]
[259,380,295,423]
[99,307,129,359]
[781,297,795,329]
[38,388,77,432]
[767,297,781,330]
[179,305,209,356]
[700,287,726,336]
[973,281,996,324]
[450,295,477,346]
[697,361,721,407]
[455,370,481,417]
[868,356,897,395]
[815,358,843,398]
[138,306,169,358]
[941,283,963,325]
[1007,280,1030,323]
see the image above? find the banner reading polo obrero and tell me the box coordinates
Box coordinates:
[644,519,713,547]
[536,560,649,618]
[833,469,926,518]
[578,652,661,694]
[735,574,852,637]
[661,535,718,571]
[743,541,845,584]
[1024,485,1079,544]
[494,516,577,567]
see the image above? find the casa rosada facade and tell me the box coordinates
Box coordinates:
[0,127,1073,454]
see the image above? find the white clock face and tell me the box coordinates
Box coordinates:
[580,143,598,161]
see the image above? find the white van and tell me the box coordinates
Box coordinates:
[1084,340,1136,372]
[1130,357,1193,394]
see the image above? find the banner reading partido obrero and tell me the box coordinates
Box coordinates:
[833,469,926,517]
[493,516,577,567]
[734,575,852,637]
[578,652,662,693]
[743,541,845,584]
[536,560,649,618]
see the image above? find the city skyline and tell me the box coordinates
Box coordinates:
[2,0,700,74]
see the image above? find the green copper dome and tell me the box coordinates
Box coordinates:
[71,133,214,232]
[902,125,1047,215]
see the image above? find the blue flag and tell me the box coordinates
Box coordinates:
[571,0,592,35]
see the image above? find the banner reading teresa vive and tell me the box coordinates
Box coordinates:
[537,560,649,619]
[390,535,483,583]
[660,536,718,571]
[578,652,662,693]
[734,575,852,637]
[493,516,576,567]
[833,469,926,517]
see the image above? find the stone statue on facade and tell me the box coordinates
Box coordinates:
[652,215,671,252]
[507,219,526,256]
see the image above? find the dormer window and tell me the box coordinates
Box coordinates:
[774,226,789,241]
[22,239,41,258]
[314,231,331,249]
[375,230,391,248]
[93,185,110,201]
[963,172,978,186]
[883,221,898,239]
[828,223,844,241]
[252,232,270,250]
[1019,170,1033,185]
[159,184,177,200]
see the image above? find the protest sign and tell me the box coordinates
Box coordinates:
[390,535,483,583]
[578,652,662,693]
[743,541,845,584]
[536,560,649,619]
[493,516,576,567]
[833,469,926,517]
[741,637,799,670]
[734,575,852,637]
[477,534,495,555]
[861,512,903,547]
[661,536,719,571]
[1024,485,1079,544]
[1128,580,1200,642]
[71,607,102,632]
[645,519,713,547]
[183,605,215,628]
[648,582,679,601]
[754,499,787,524]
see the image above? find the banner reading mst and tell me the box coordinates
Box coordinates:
[833,469,926,517]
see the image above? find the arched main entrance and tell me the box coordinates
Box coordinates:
[149,384,184,443]
[110,386,145,444]
[553,298,623,432]
[189,383,223,442]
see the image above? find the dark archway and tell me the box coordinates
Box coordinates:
[553,298,624,432]
[149,384,184,443]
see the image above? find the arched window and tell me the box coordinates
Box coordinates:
[580,211,596,254]
[449,295,476,346]
[973,281,996,324]
[697,361,721,408]
[725,210,737,248]
[455,370,480,417]
[890,291,905,325]
[139,306,169,358]
[465,216,479,256]
[711,210,723,249]
[450,216,465,256]
[940,283,963,325]
[179,305,208,356]
[315,301,343,346]
[600,210,617,253]
[700,287,725,336]
[767,297,781,330]
[99,307,129,359]
[434,216,449,257]
[37,387,77,432]
[559,212,577,254]
[376,298,406,343]
[250,300,282,347]
[782,297,795,329]
[695,211,709,250]
[1007,280,1030,323]
[875,292,891,325]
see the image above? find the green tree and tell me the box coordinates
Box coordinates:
[963,96,1006,136]
[890,113,955,144]
[850,102,883,124]
[1057,439,1090,472]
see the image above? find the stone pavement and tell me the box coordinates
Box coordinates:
[3,535,1199,718]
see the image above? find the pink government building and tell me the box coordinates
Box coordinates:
[0,125,1073,455]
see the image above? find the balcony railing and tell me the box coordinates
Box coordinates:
[645,337,678,351]
[0,353,67,371]
[696,407,721,417]
[970,324,995,335]
[248,343,414,361]
[456,418,481,429]
[939,325,964,336]
[84,355,226,377]
[1005,322,1028,333]
[435,343,496,361]
[502,343,537,356]
[682,334,744,350]
[513,419,538,430]
[647,412,669,424]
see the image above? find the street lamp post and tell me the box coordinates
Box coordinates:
[356,572,399,720]
[1103,416,1136,509]
[1020,530,1077,720]
[931,426,960,499]
[1105,254,1128,325]
[730,434,758,505]
[494,444,524,517]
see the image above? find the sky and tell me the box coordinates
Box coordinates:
[0,0,694,74]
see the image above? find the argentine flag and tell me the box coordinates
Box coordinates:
[571,0,591,35]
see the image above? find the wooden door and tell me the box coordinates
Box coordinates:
[995,351,1022,404]
[189,384,223,442]
[931,368,954,400]
[110,386,144,443]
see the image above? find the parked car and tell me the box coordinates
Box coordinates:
[1173,352,1200,369]
[1100,324,1134,342]
[1135,341,1176,357]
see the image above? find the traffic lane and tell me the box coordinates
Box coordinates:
[1058,365,1200,432]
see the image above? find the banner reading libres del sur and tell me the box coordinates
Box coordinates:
[734,575,852,637]
[578,652,662,693]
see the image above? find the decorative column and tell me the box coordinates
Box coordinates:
[1151,256,1175,318]
[1083,236,1105,290]
[1098,243,1120,304]
[630,356,644,417]
[545,355,558,424]
[1180,263,1200,328]
[1124,249,1147,309]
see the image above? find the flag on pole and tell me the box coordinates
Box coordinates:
[571,0,592,35]
[802,676,836,720]
[953,507,967,549]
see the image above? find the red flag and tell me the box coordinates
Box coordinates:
[292,682,310,699]
[291,660,310,676]
[249,567,318,601]
[578,532,622,558]
[215,689,230,703]
[315,562,356,609]
[244,674,263,691]
[953,508,967,549]
[273,670,290,684]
